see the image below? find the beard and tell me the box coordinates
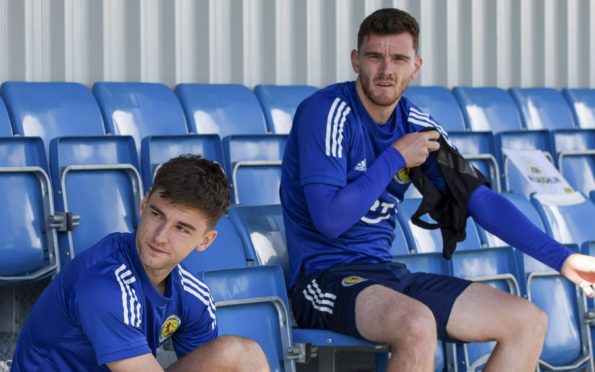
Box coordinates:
[359,73,409,107]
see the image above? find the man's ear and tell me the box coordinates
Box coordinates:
[411,55,423,79]
[195,230,218,252]
[140,192,150,212]
[351,49,360,74]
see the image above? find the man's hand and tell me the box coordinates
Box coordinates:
[392,130,440,168]
[560,253,595,297]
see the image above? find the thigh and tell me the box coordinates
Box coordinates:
[446,282,539,343]
[355,284,436,343]
[290,262,410,338]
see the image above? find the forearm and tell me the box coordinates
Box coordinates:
[305,147,405,238]
[468,185,573,271]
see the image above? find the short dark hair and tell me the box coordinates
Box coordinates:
[357,8,420,53]
[150,154,230,229]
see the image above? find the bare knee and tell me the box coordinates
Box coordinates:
[498,301,548,342]
[394,306,437,347]
[213,335,270,372]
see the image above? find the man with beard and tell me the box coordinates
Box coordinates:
[280,8,595,371]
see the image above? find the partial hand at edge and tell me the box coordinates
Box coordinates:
[560,253,595,297]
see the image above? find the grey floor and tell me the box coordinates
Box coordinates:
[0,279,50,362]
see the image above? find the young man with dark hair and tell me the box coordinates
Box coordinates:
[281,8,595,371]
[12,155,269,372]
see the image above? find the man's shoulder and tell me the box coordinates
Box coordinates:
[70,233,137,291]
[175,265,213,302]
[300,82,354,111]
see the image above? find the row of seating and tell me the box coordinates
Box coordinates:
[0,82,316,149]
[192,192,595,371]
[405,87,595,199]
[0,82,593,199]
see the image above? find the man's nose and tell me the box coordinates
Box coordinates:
[154,224,168,244]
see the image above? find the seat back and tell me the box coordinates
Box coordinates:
[453,87,523,132]
[254,85,317,134]
[396,198,482,254]
[202,265,295,372]
[562,88,595,129]
[404,86,467,132]
[522,249,592,369]
[49,136,142,263]
[93,82,188,153]
[510,88,577,130]
[229,204,286,276]
[181,215,250,276]
[0,97,13,136]
[140,134,224,190]
[478,193,546,249]
[550,129,595,197]
[176,84,268,138]
[531,192,595,246]
[1,82,105,153]
[223,134,287,205]
[449,131,501,191]
[0,137,59,283]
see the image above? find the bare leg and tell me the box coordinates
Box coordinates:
[167,335,270,372]
[447,283,547,372]
[355,285,436,372]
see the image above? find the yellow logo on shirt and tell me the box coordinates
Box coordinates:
[341,276,367,287]
[160,315,181,342]
[394,168,411,184]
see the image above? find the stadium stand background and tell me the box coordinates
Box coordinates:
[1,0,595,371]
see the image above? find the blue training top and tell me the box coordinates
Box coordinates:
[280,81,573,287]
[12,232,217,371]
[281,81,449,286]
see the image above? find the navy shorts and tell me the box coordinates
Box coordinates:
[290,261,472,342]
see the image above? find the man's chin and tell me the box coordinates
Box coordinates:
[371,96,399,107]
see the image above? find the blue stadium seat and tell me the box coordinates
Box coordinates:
[0,137,60,283]
[509,88,577,130]
[580,241,595,354]
[477,193,547,250]
[531,192,595,246]
[223,134,287,205]
[229,204,389,372]
[451,246,522,371]
[449,131,502,192]
[497,130,556,195]
[453,87,524,133]
[404,86,467,132]
[390,218,412,257]
[528,192,595,369]
[521,251,592,370]
[396,198,483,254]
[1,82,105,153]
[176,84,268,138]
[140,134,224,191]
[93,82,189,153]
[49,136,143,264]
[0,97,13,136]
[550,128,595,197]
[254,85,317,134]
[181,216,250,276]
[202,265,297,372]
[562,88,595,129]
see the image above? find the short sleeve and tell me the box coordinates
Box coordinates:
[75,269,151,366]
[172,281,218,357]
[295,95,353,187]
